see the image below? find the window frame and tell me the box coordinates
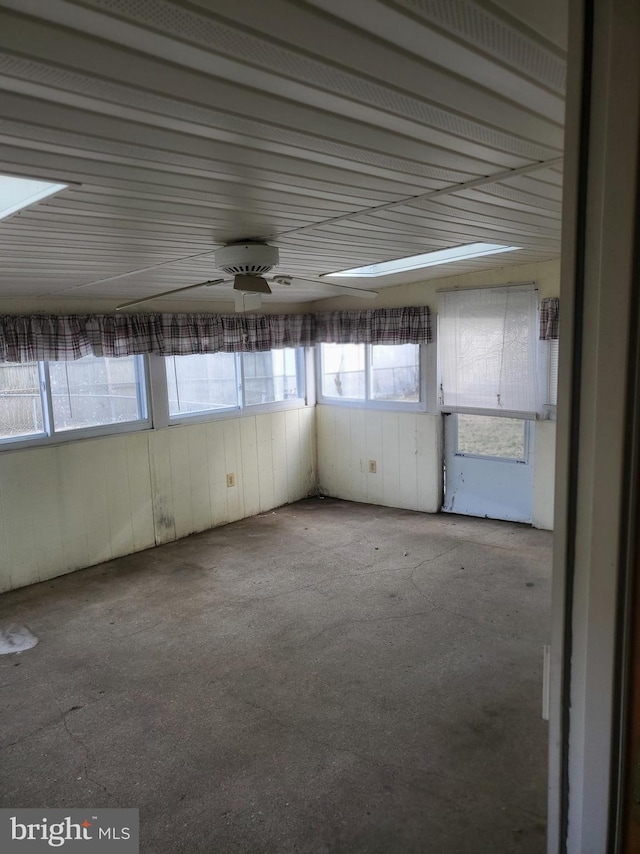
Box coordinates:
[162,347,308,427]
[0,355,151,451]
[316,342,428,412]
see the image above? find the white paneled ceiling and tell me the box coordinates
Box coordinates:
[0,0,566,308]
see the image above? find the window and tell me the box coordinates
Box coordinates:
[242,349,300,406]
[319,343,422,406]
[370,344,420,402]
[456,414,527,460]
[167,352,237,416]
[321,343,366,400]
[0,362,43,438]
[0,355,148,444]
[165,348,305,419]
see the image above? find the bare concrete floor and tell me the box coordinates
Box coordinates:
[0,498,551,853]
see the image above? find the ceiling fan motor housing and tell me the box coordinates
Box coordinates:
[215,243,279,276]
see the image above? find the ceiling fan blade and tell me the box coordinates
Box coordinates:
[233,274,271,294]
[115,278,226,311]
[272,275,377,299]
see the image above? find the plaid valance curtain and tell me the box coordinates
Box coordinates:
[314,306,431,344]
[539,297,559,340]
[0,307,431,363]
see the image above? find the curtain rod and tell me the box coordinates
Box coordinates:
[436,281,536,294]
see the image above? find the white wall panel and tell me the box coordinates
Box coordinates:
[398,416,420,510]
[299,406,317,495]
[364,410,383,505]
[1,450,40,589]
[240,417,260,519]
[284,409,303,501]
[148,429,177,545]
[56,443,91,573]
[186,424,213,535]
[203,420,226,528]
[316,406,441,513]
[26,447,64,583]
[270,411,289,508]
[223,418,244,523]
[103,436,136,560]
[125,433,156,553]
[168,426,195,540]
[255,413,276,512]
[381,412,401,507]
[0,406,315,592]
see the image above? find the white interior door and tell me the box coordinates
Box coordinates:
[443,413,534,523]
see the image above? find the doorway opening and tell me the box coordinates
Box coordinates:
[443,413,534,523]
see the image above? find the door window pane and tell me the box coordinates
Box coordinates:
[321,343,365,399]
[371,343,419,402]
[456,415,526,460]
[242,348,300,405]
[49,355,144,431]
[0,363,43,438]
[166,353,238,415]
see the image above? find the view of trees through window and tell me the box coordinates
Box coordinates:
[321,343,419,403]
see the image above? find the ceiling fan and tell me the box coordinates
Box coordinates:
[115,242,378,312]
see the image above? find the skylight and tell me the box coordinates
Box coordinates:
[0,174,68,220]
[323,243,521,278]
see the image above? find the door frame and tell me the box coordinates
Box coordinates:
[549,0,640,851]
[442,412,535,523]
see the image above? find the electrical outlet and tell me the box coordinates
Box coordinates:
[368,460,377,474]
[226,473,235,488]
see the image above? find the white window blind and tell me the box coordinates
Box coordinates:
[438,284,539,416]
[546,339,559,406]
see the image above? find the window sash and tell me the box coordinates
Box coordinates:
[0,362,45,441]
[318,342,424,409]
[165,349,306,422]
[320,343,366,401]
[166,352,240,417]
[0,355,149,446]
